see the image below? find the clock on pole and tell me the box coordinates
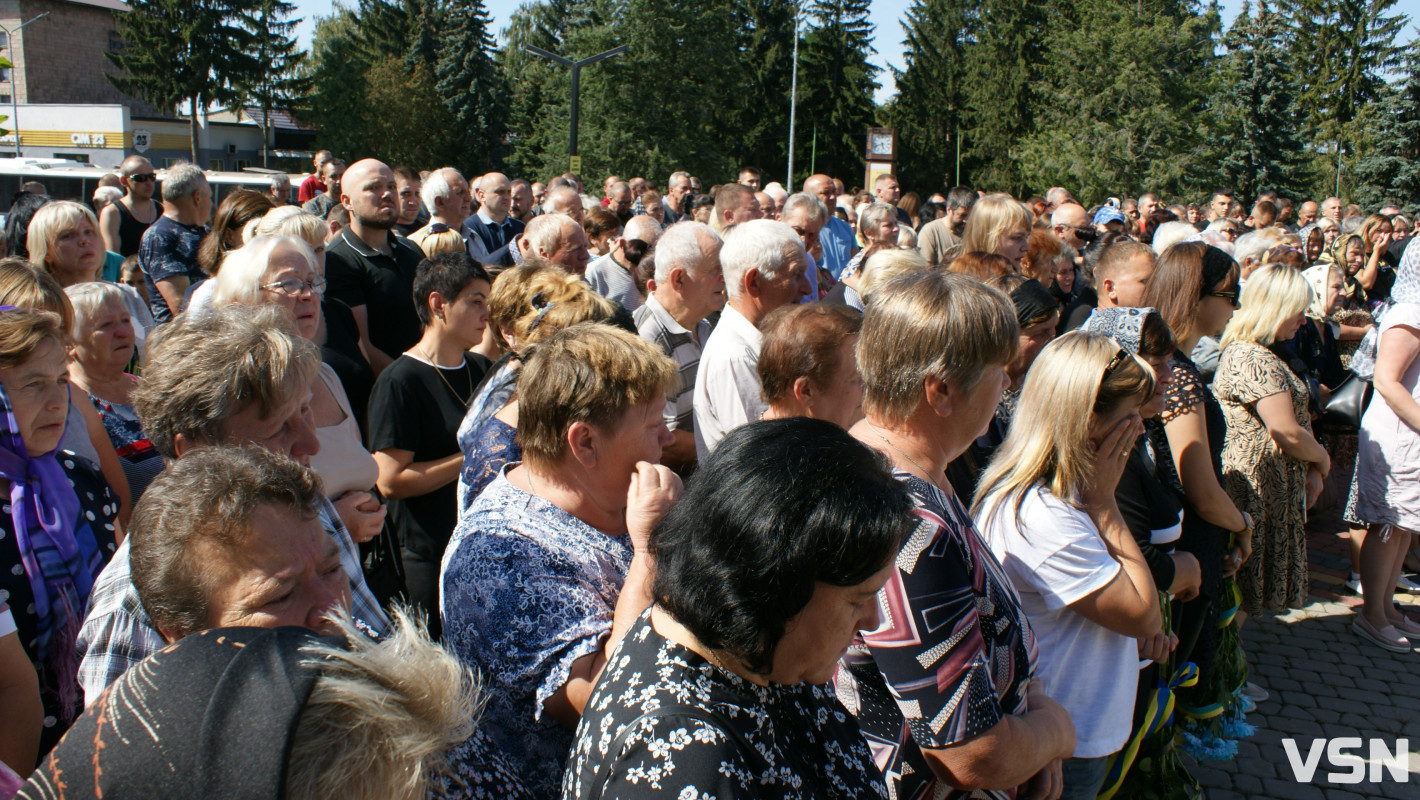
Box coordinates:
[865,127,898,191]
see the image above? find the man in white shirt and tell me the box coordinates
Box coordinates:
[633,221,723,473]
[586,214,661,311]
[406,167,471,247]
[692,219,811,459]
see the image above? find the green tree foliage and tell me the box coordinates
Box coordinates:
[436,0,507,176]
[959,0,1049,194]
[1281,0,1404,178]
[1208,1,1313,200]
[1353,44,1420,207]
[1016,0,1218,204]
[304,10,375,161]
[796,0,879,185]
[107,0,265,163]
[733,0,798,177]
[883,0,975,194]
[241,0,309,168]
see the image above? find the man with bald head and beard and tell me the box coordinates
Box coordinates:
[462,171,525,267]
[325,159,427,375]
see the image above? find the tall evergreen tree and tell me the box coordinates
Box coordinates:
[959,0,1049,193]
[107,0,265,163]
[240,0,309,168]
[1017,0,1217,203]
[1208,1,1312,200]
[1281,0,1405,184]
[304,10,376,160]
[884,0,975,194]
[796,0,879,184]
[436,0,506,176]
[733,0,798,179]
[1353,44,1420,207]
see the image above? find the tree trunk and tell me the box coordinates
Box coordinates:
[189,93,201,165]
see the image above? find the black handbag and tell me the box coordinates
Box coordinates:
[359,510,407,608]
[1322,371,1373,431]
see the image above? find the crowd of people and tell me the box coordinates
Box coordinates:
[0,147,1414,800]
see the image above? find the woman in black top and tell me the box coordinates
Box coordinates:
[368,252,491,637]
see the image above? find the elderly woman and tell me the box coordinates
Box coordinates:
[563,419,910,798]
[1352,239,1420,651]
[826,246,927,311]
[65,283,165,503]
[74,306,391,705]
[837,272,1076,800]
[841,202,900,279]
[758,303,864,429]
[28,449,513,799]
[1214,265,1328,620]
[456,262,616,512]
[0,308,120,756]
[960,192,1033,270]
[441,323,679,799]
[368,252,492,636]
[211,235,387,553]
[974,331,1163,798]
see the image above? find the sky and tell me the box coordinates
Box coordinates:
[291,0,1420,104]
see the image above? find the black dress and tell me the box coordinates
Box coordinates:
[366,352,488,639]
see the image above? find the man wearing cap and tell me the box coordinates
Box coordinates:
[1093,205,1131,237]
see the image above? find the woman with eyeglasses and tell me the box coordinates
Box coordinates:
[212,235,389,572]
[1213,265,1328,619]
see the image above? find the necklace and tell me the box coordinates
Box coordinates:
[419,346,472,405]
[867,422,942,489]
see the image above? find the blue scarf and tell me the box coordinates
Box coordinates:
[0,314,100,713]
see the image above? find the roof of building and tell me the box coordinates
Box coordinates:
[55,0,130,12]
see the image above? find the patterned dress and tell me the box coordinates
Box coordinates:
[441,468,634,799]
[1213,342,1312,615]
[835,471,1036,800]
[562,611,887,800]
[459,417,520,514]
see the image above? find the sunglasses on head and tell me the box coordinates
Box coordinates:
[1209,286,1241,307]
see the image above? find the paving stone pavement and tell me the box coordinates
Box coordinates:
[1182,497,1420,800]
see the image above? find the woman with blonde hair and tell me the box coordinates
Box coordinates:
[825,246,928,310]
[838,271,1076,800]
[1214,264,1327,620]
[959,192,1033,270]
[973,331,1162,798]
[456,260,617,512]
[27,201,105,285]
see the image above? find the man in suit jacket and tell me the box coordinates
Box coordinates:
[462,171,525,267]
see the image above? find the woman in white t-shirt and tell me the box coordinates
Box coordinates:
[972,330,1164,800]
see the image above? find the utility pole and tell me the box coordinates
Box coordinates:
[787,3,801,192]
[524,45,628,175]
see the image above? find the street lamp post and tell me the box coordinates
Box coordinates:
[524,45,628,175]
[786,4,801,192]
[0,12,50,168]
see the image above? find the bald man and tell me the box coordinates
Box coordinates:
[325,159,426,374]
[802,174,857,278]
[463,171,525,267]
[586,214,661,310]
[1051,203,1094,252]
[542,186,585,225]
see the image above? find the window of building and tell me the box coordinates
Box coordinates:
[0,33,10,50]
[161,158,184,168]
[108,30,124,53]
[235,159,251,170]
[0,68,11,83]
[208,158,225,171]
[51,152,90,163]
[0,95,11,105]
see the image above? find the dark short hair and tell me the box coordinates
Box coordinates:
[327,205,350,228]
[1140,311,1175,359]
[946,186,977,211]
[737,165,762,179]
[413,252,491,326]
[130,446,325,640]
[392,165,420,183]
[757,303,863,405]
[652,418,913,674]
[582,205,621,239]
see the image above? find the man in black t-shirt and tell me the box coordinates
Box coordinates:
[325,159,427,376]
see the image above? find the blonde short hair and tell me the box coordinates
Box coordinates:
[1221,264,1313,348]
[64,281,130,337]
[253,206,325,251]
[211,235,318,309]
[858,248,929,304]
[487,260,616,352]
[516,322,677,470]
[0,257,76,333]
[418,228,469,258]
[857,271,1019,426]
[27,201,102,281]
[960,193,1032,257]
[972,331,1155,526]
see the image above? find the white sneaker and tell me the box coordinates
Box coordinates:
[1346,574,1363,595]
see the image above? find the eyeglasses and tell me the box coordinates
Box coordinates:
[129,174,156,183]
[262,277,327,297]
[1209,287,1241,307]
[790,224,820,243]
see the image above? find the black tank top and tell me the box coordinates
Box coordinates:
[115,199,160,257]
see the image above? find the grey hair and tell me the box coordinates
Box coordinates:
[161,163,207,204]
[1152,221,1198,254]
[544,187,581,216]
[93,186,123,206]
[623,214,662,245]
[780,193,827,225]
[523,213,576,258]
[269,174,291,192]
[132,304,321,458]
[212,235,318,308]
[857,202,896,239]
[654,221,721,284]
[667,171,691,190]
[64,281,130,335]
[1233,228,1283,267]
[720,219,805,300]
[285,605,481,800]
[420,167,463,213]
[253,207,325,250]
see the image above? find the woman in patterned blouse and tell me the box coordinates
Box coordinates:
[563,417,914,800]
